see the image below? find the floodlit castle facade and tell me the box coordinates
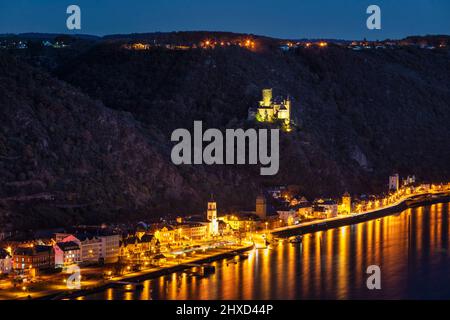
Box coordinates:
[248,89,291,125]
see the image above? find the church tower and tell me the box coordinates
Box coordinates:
[342,192,351,215]
[256,193,267,219]
[207,195,219,236]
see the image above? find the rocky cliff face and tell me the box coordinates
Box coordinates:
[1,34,450,229]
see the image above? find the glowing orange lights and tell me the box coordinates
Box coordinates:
[201,38,255,50]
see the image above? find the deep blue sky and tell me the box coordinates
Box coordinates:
[1,0,449,40]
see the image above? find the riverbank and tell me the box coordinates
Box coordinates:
[78,202,450,300]
[272,192,450,238]
[35,244,254,300]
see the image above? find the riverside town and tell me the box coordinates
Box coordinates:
[0,173,449,299]
[1,0,450,307]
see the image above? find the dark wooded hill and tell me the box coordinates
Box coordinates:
[1,32,449,230]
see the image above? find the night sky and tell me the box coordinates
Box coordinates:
[1,0,449,40]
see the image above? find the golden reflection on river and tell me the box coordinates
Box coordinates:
[86,203,450,300]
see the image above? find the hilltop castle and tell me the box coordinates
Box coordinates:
[248,89,291,125]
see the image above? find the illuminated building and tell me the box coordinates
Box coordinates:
[179,222,208,240]
[57,234,101,264]
[277,209,298,225]
[389,174,400,191]
[207,197,219,236]
[222,213,260,233]
[55,229,120,263]
[314,199,338,218]
[0,248,12,274]
[54,242,81,267]
[154,226,176,244]
[340,192,352,215]
[125,43,150,50]
[248,89,291,125]
[293,201,313,218]
[13,245,54,271]
[120,234,158,258]
[402,175,416,186]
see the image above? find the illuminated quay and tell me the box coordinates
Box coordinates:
[0,176,449,300]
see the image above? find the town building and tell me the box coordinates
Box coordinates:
[313,206,328,219]
[293,202,313,219]
[151,254,167,266]
[179,222,209,241]
[54,242,81,267]
[289,196,304,207]
[120,234,158,258]
[12,245,54,271]
[206,197,219,236]
[0,248,12,274]
[123,42,150,50]
[389,174,400,191]
[314,199,338,218]
[339,192,352,215]
[154,225,177,245]
[256,193,267,219]
[277,209,299,225]
[56,233,102,264]
[266,186,285,199]
[55,228,120,263]
[100,232,121,263]
[402,175,416,186]
[222,213,260,233]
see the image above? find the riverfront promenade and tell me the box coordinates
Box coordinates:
[271,188,450,238]
[24,243,254,300]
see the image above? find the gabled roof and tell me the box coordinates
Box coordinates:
[313,206,327,212]
[56,241,80,252]
[291,202,312,210]
[14,245,53,256]
[139,234,154,243]
[121,235,138,246]
[0,248,11,259]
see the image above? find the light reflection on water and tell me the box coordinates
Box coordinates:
[83,203,450,300]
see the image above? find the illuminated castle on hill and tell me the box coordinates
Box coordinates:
[248,89,291,125]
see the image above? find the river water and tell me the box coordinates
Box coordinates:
[81,202,450,300]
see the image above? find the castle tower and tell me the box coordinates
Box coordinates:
[256,193,267,219]
[342,192,351,215]
[285,96,291,123]
[262,89,273,107]
[207,196,219,236]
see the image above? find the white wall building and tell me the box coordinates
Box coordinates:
[0,248,12,274]
[56,230,120,264]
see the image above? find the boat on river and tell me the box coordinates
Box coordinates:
[289,235,303,243]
